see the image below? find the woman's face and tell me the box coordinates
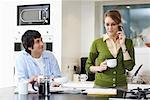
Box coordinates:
[104,16,119,37]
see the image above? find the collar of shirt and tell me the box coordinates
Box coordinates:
[22,50,50,69]
[103,33,120,58]
[22,50,49,59]
[103,34,109,42]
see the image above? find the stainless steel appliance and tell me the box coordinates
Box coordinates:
[124,87,150,99]
[17,4,50,25]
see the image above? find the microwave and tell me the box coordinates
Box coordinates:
[17,4,50,25]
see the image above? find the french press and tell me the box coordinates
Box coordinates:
[32,77,50,96]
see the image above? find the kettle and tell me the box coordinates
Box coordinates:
[32,77,50,96]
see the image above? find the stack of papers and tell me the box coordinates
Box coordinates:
[50,81,94,94]
[62,81,94,89]
[59,82,116,96]
[50,87,83,94]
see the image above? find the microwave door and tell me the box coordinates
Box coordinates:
[20,9,48,23]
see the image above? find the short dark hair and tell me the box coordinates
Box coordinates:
[21,30,41,54]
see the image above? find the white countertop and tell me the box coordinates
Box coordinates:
[62,81,150,90]
[14,81,150,95]
[128,83,150,90]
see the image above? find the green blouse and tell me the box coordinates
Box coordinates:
[85,38,135,88]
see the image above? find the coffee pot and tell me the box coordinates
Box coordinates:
[32,77,50,96]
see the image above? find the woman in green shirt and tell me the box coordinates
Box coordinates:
[85,10,135,90]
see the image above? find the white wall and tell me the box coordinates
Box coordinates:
[0,1,15,87]
[62,1,81,69]
[62,1,96,75]
[80,1,95,57]
[131,47,150,76]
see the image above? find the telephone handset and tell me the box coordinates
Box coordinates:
[116,26,124,40]
[118,26,123,31]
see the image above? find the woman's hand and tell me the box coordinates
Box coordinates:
[90,60,108,73]
[98,66,107,72]
[99,60,107,72]
[116,31,126,46]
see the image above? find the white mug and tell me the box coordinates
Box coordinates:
[80,74,88,82]
[106,59,117,68]
[18,81,28,94]
[73,74,80,82]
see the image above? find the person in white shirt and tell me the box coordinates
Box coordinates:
[15,30,67,87]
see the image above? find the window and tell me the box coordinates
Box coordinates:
[103,4,150,47]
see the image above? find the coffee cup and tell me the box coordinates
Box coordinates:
[80,74,88,82]
[18,80,28,94]
[106,59,117,68]
[73,74,80,82]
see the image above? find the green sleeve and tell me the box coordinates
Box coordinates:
[85,40,98,73]
[123,39,135,71]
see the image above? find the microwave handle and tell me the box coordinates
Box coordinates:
[20,8,48,23]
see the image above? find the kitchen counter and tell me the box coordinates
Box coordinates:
[1,82,150,100]
[0,86,117,100]
[62,81,150,90]
[128,83,150,90]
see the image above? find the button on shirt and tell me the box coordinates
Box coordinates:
[103,35,119,87]
[15,50,61,82]
[113,84,116,87]
[113,71,116,74]
[112,78,116,82]
[112,74,116,87]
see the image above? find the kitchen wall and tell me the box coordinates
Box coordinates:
[62,1,96,75]
[131,47,150,84]
[62,1,81,71]
[0,1,15,88]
